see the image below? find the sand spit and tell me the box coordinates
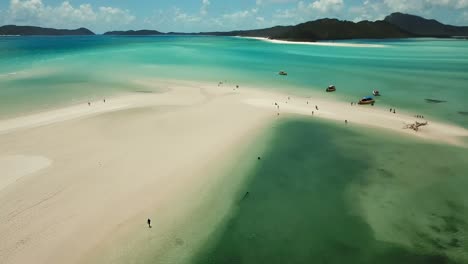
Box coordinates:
[239,36,388,48]
[244,96,468,146]
[0,79,467,264]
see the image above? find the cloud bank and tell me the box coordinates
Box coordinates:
[1,0,468,32]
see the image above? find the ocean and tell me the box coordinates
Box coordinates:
[0,36,467,127]
[1,36,467,263]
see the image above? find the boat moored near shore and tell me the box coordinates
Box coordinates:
[373,90,381,96]
[279,71,288,76]
[326,85,336,92]
[358,96,375,105]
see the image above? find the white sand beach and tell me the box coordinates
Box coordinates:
[239,36,388,48]
[0,79,467,264]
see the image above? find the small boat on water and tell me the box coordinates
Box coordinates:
[373,90,381,96]
[358,96,375,105]
[326,85,336,92]
[279,71,288,76]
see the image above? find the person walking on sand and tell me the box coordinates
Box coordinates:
[147,218,152,228]
[393,109,396,114]
[390,108,392,112]
[312,111,314,116]
[345,120,348,125]
[315,105,319,110]
[88,102,91,106]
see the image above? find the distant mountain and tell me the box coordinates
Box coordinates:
[193,25,292,38]
[103,30,163,36]
[200,19,412,41]
[6,13,468,40]
[0,25,94,36]
[384,13,468,37]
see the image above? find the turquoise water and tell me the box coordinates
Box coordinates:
[0,36,467,127]
[192,118,468,264]
[1,36,468,263]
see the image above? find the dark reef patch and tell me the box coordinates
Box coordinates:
[425,99,447,103]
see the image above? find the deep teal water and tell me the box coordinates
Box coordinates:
[0,36,467,127]
[192,118,468,264]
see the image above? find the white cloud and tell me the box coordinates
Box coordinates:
[349,0,386,22]
[174,7,202,23]
[218,8,263,28]
[346,0,468,24]
[383,0,468,12]
[5,0,135,31]
[0,9,5,24]
[383,0,425,12]
[144,6,271,32]
[271,0,343,25]
[311,0,344,13]
[463,10,468,21]
[256,0,297,5]
[457,0,468,8]
[222,10,251,20]
[273,8,298,20]
[200,0,210,16]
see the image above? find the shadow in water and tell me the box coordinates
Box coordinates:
[192,119,458,264]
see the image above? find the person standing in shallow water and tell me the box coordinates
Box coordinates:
[147,218,152,228]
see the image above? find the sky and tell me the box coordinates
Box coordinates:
[1,0,468,33]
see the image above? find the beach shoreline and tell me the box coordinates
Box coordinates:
[1,79,466,146]
[238,36,388,48]
[1,79,467,264]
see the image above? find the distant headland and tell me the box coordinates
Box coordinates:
[0,25,95,36]
[1,13,467,41]
[103,30,163,36]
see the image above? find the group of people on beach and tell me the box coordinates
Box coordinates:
[218,81,241,91]
[87,98,106,106]
[276,97,350,123]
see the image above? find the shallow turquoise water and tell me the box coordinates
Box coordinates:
[192,118,468,264]
[0,36,467,127]
[1,36,468,263]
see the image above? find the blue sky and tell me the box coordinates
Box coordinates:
[1,0,468,33]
